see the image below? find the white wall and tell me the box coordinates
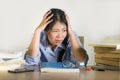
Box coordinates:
[0,0,120,65]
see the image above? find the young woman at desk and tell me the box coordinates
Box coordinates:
[25,8,88,68]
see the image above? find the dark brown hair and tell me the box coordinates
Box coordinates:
[44,8,68,31]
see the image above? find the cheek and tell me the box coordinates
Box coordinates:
[49,33,56,40]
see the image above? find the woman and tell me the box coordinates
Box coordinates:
[25,8,88,68]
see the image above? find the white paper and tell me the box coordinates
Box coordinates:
[0,51,22,59]
[41,68,80,73]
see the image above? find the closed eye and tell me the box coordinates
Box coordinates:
[52,30,58,32]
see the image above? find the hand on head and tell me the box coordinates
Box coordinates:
[65,13,73,35]
[36,11,53,32]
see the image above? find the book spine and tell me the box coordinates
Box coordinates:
[95,58,120,67]
[94,47,115,52]
[95,53,120,58]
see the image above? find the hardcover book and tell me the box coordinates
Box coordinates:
[41,62,80,73]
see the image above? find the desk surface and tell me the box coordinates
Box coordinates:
[0,70,119,80]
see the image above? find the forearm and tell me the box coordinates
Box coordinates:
[27,11,53,57]
[28,29,41,57]
[65,13,86,61]
[69,32,86,61]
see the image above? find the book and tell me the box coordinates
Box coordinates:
[95,58,120,67]
[0,51,23,59]
[89,42,120,49]
[41,62,80,73]
[95,57,119,62]
[94,47,115,53]
[93,63,120,71]
[95,52,120,58]
[0,51,25,71]
[89,42,120,53]
[0,59,25,71]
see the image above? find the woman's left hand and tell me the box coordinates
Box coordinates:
[65,13,73,36]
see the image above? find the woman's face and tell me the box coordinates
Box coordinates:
[46,21,67,47]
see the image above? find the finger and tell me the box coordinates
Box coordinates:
[46,13,53,21]
[43,10,52,19]
[46,19,53,25]
[65,13,70,20]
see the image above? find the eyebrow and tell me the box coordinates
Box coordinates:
[52,28,67,30]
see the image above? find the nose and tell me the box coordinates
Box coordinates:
[56,32,64,38]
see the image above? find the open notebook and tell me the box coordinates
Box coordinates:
[41,62,80,73]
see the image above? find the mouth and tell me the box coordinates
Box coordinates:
[55,40,62,43]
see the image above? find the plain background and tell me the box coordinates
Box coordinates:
[0,0,120,66]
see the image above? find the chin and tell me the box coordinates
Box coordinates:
[55,43,61,45]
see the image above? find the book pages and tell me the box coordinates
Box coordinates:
[41,68,80,73]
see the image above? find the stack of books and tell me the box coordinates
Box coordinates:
[0,51,25,71]
[89,42,120,71]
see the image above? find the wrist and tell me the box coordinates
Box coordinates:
[35,27,43,33]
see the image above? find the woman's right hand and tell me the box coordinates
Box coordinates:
[36,11,53,32]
